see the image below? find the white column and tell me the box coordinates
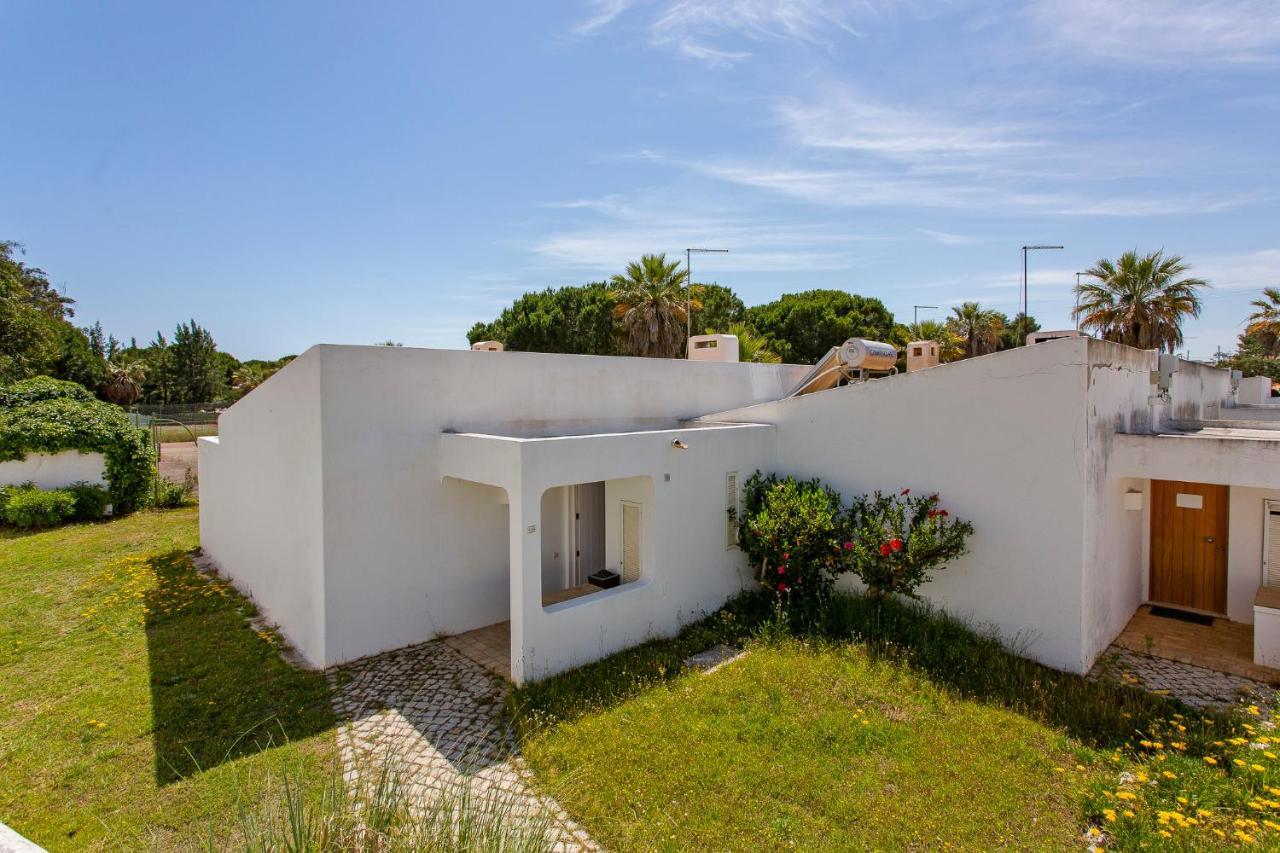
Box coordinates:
[508,477,545,685]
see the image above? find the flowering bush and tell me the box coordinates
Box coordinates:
[738,472,846,607]
[843,488,973,598]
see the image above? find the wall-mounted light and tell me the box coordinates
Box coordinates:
[671,439,689,450]
[1124,490,1144,512]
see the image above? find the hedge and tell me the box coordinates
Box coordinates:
[0,376,96,407]
[0,378,154,513]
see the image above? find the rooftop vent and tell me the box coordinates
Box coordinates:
[906,340,940,373]
[471,340,504,352]
[687,334,739,363]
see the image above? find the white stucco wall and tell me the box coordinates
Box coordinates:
[198,349,327,666]
[1169,357,1231,422]
[1227,487,1280,624]
[1078,340,1159,667]
[1237,377,1272,407]
[604,475,654,580]
[0,449,106,489]
[540,486,570,595]
[441,422,776,682]
[706,337,1095,673]
[202,344,806,669]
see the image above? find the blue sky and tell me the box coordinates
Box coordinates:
[2,1,1277,360]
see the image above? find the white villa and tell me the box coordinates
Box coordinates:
[195,336,1280,685]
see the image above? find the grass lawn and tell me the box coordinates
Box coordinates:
[0,508,336,850]
[152,422,217,444]
[520,639,1086,850]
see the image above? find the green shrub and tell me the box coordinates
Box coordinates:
[0,379,154,513]
[843,489,974,598]
[0,376,95,407]
[738,472,847,609]
[3,485,77,528]
[154,471,196,508]
[66,481,111,521]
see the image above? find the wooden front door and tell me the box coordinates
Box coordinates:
[1149,480,1229,615]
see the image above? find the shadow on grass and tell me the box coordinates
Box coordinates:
[511,590,1233,752]
[143,551,334,784]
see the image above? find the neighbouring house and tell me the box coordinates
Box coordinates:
[199,337,1280,684]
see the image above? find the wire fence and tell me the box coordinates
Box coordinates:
[127,402,225,428]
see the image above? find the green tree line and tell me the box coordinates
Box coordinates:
[1,241,293,405]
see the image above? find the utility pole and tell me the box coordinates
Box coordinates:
[1074,272,1086,329]
[1021,245,1064,344]
[913,305,938,328]
[685,248,728,351]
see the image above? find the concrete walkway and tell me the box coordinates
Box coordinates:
[1090,645,1279,710]
[328,640,596,850]
[0,821,45,853]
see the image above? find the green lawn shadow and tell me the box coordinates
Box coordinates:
[143,551,335,784]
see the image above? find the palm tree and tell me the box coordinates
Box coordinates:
[1074,250,1208,352]
[99,360,145,406]
[610,254,697,359]
[1246,288,1280,357]
[946,302,1005,358]
[713,322,781,363]
[896,319,963,362]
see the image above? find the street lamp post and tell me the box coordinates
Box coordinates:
[685,247,729,350]
[913,305,938,328]
[1074,271,1087,329]
[1021,244,1064,345]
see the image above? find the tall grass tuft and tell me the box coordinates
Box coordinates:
[513,589,1233,750]
[810,592,1233,749]
[226,757,559,853]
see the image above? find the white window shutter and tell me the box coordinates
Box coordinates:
[1266,503,1280,588]
[726,471,739,548]
[622,502,641,584]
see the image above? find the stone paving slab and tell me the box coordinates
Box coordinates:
[1090,645,1280,711]
[684,644,745,674]
[329,640,597,850]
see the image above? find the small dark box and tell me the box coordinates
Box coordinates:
[587,569,621,589]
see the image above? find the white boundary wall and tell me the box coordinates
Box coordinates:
[0,450,106,489]
[705,337,1094,673]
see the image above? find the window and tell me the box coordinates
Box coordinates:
[912,347,922,357]
[1266,501,1280,588]
[726,471,739,548]
[621,501,641,584]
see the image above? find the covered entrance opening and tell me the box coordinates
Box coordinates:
[1149,479,1229,616]
[540,481,606,605]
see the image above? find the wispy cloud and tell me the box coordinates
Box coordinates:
[573,0,908,64]
[916,228,978,246]
[572,0,639,36]
[1029,0,1280,66]
[529,190,886,271]
[775,89,1036,160]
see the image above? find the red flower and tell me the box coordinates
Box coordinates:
[879,543,891,556]
[929,493,939,503]
[890,538,903,552]
[777,566,786,575]
[843,541,854,550]
[901,487,911,496]
[782,552,790,560]
[940,509,949,517]
[777,582,790,593]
